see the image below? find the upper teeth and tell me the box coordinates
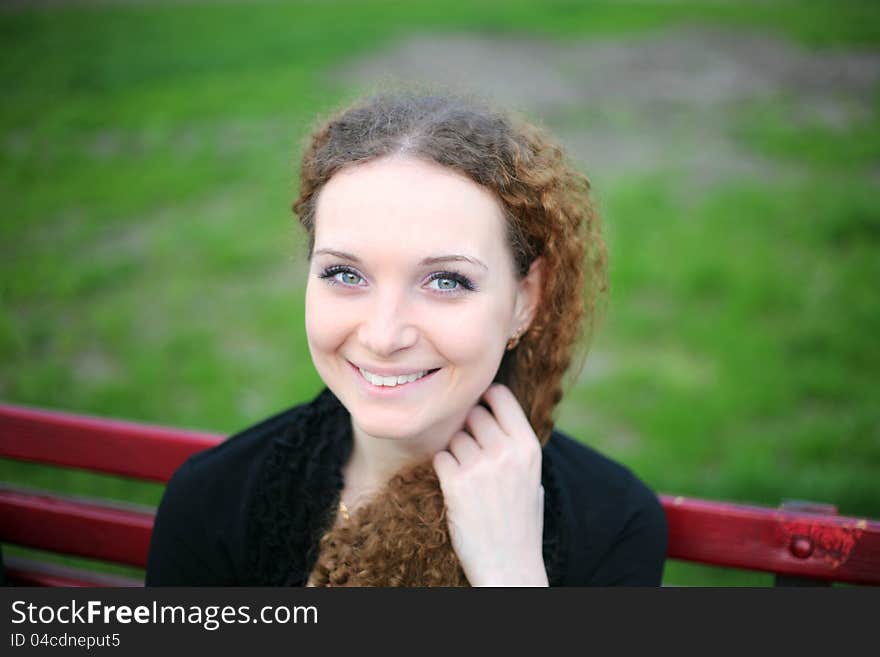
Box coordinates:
[359,367,431,387]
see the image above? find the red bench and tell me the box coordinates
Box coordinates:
[2,402,879,586]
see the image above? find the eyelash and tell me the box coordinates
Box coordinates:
[317,265,477,295]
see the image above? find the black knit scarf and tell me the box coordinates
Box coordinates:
[246,386,567,586]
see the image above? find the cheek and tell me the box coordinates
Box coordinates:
[304,286,347,354]
[424,300,509,363]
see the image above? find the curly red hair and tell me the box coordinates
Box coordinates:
[294,91,607,586]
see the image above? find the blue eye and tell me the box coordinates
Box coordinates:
[426,271,476,294]
[318,265,365,287]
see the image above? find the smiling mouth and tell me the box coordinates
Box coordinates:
[350,362,441,388]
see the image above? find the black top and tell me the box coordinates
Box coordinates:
[146,386,668,586]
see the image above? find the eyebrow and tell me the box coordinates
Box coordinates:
[313,248,489,271]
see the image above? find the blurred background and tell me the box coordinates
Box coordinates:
[1,0,878,586]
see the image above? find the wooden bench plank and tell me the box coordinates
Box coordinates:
[661,495,880,585]
[0,486,154,567]
[4,556,142,587]
[0,403,222,482]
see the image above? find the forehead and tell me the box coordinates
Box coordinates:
[313,156,509,265]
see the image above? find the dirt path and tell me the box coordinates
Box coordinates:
[335,28,880,186]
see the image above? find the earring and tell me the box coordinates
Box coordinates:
[506,327,524,351]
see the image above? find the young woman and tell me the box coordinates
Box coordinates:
[146,91,667,587]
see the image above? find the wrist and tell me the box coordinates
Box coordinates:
[468,557,549,587]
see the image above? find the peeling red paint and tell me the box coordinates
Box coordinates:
[781,521,863,568]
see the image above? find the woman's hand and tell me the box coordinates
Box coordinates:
[432,383,548,587]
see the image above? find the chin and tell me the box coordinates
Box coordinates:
[352,410,426,441]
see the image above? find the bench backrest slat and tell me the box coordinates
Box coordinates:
[0,403,222,482]
[0,486,154,567]
[661,495,880,585]
[4,556,142,587]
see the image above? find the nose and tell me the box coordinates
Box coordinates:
[357,286,419,357]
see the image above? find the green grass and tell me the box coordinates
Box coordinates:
[2,0,879,587]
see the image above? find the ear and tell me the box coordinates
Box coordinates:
[511,257,544,334]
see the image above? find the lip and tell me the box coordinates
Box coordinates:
[348,360,441,396]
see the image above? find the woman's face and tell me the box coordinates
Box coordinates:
[305,156,541,445]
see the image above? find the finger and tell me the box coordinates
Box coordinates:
[432,450,458,482]
[447,430,482,466]
[464,404,506,450]
[480,384,534,444]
